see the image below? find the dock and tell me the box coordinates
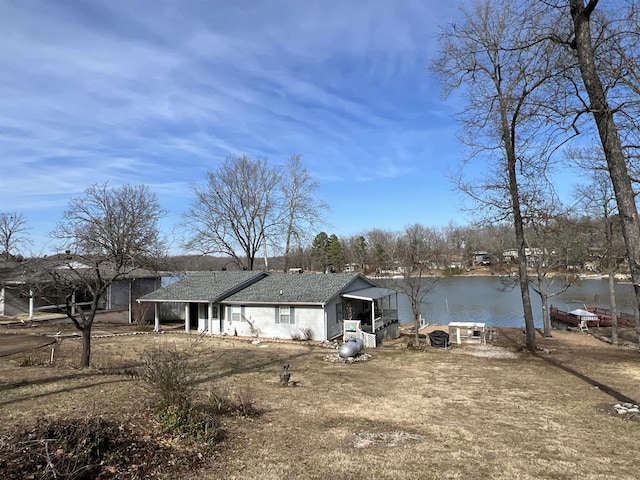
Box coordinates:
[549,305,636,329]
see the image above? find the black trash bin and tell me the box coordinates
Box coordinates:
[428,330,450,348]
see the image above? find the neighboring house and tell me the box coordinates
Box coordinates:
[502,248,543,263]
[472,251,491,266]
[138,271,401,344]
[0,258,160,321]
[376,263,407,277]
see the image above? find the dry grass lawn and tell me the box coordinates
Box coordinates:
[1,325,639,480]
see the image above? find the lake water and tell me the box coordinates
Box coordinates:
[377,276,638,328]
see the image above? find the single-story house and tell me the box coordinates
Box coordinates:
[0,258,161,322]
[138,271,400,344]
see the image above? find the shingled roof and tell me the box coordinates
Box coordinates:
[223,272,376,305]
[138,271,267,302]
[138,271,379,305]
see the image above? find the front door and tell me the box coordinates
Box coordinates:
[189,303,198,330]
[198,303,209,332]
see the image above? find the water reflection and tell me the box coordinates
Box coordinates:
[377,277,637,328]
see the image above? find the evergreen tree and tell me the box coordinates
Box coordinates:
[311,232,329,272]
[327,234,345,272]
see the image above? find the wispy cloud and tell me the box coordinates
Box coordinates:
[0,0,466,251]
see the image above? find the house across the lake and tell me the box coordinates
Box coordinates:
[138,271,401,345]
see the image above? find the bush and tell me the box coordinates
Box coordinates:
[299,327,314,341]
[156,404,223,444]
[139,341,200,408]
[444,267,464,276]
[139,339,260,444]
[19,354,42,367]
[0,415,211,480]
[206,385,234,413]
[234,384,259,417]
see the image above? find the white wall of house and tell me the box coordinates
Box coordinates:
[222,304,326,340]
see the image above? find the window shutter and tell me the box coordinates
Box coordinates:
[290,307,295,324]
[275,306,280,323]
[241,305,246,322]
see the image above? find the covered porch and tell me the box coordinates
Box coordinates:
[143,300,223,334]
[341,287,400,347]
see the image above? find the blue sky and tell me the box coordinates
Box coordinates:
[1,0,473,254]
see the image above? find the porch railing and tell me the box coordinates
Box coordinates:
[343,315,399,348]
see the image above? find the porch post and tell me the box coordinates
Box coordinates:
[208,302,214,334]
[370,300,375,329]
[71,291,76,315]
[154,303,160,332]
[184,303,190,333]
[29,289,34,320]
[128,279,133,324]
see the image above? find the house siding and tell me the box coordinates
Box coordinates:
[222,304,324,340]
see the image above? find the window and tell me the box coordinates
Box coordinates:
[231,306,244,322]
[279,306,290,324]
[277,306,294,324]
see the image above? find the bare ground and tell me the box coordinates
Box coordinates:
[0,321,639,480]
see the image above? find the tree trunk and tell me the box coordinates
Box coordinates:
[413,300,421,346]
[541,294,552,338]
[570,0,640,341]
[607,268,619,346]
[283,223,294,272]
[80,325,91,368]
[506,142,536,350]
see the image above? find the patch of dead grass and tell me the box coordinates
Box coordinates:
[0,329,639,479]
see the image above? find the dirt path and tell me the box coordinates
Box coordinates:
[0,310,132,356]
[0,333,56,357]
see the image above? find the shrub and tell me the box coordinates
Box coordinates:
[234,385,259,417]
[444,267,464,276]
[246,318,261,337]
[0,415,215,480]
[299,327,314,341]
[206,385,233,413]
[156,404,222,444]
[19,354,40,367]
[140,341,201,408]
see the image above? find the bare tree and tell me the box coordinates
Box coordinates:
[47,183,166,367]
[576,168,625,345]
[186,155,327,272]
[364,228,396,275]
[567,0,640,339]
[280,155,328,272]
[432,0,569,349]
[392,224,443,345]
[0,212,30,260]
[343,234,368,273]
[526,212,579,337]
[185,156,281,270]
